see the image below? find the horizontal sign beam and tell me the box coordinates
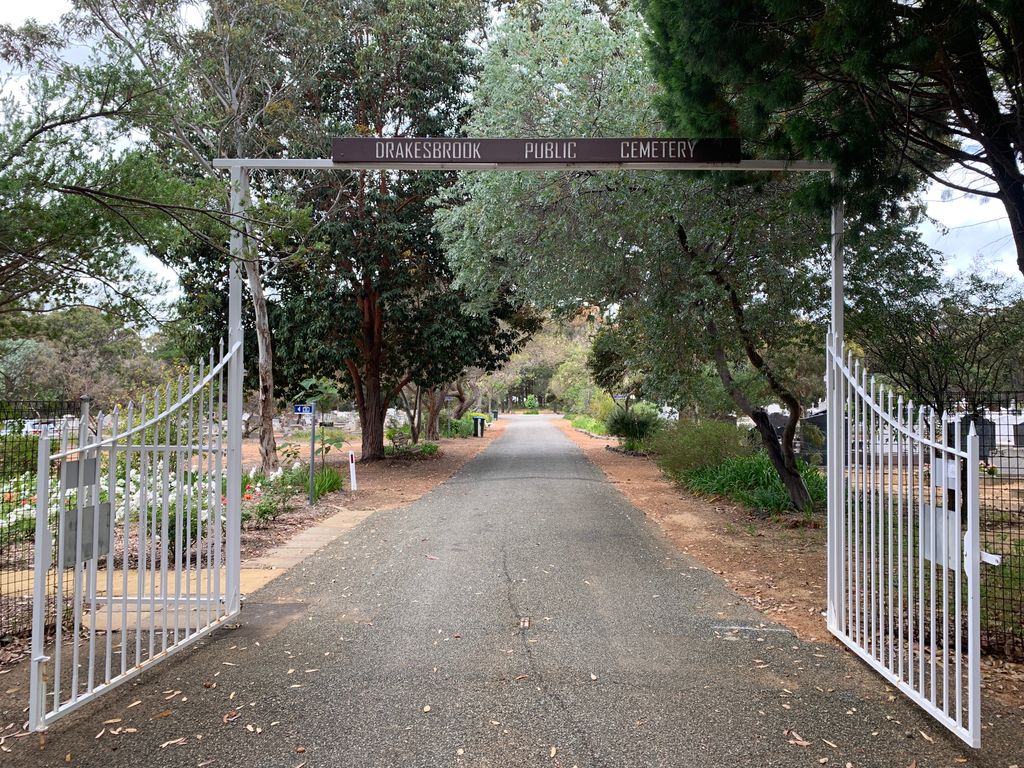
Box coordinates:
[212,157,833,173]
[332,137,740,166]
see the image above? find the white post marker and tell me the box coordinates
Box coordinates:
[349,451,358,491]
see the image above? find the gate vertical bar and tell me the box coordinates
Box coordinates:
[225,166,247,617]
[826,178,845,633]
[28,430,52,732]
[966,423,981,746]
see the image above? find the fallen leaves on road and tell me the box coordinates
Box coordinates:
[153,709,172,719]
[160,737,186,748]
[919,730,934,743]
[785,729,811,747]
[222,710,239,724]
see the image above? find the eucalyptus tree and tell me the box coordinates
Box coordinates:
[437,0,937,511]
[14,0,341,472]
[0,28,178,322]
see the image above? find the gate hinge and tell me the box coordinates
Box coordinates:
[980,551,1003,567]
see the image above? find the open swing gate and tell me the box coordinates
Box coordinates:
[825,333,1000,748]
[27,334,243,731]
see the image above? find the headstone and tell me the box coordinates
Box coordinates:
[1014,421,1024,447]
[977,417,996,460]
[767,412,789,437]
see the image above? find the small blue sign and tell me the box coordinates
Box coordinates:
[294,404,314,415]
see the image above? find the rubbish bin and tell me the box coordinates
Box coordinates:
[472,416,486,437]
[491,410,499,420]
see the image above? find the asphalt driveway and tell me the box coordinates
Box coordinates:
[8,415,1018,767]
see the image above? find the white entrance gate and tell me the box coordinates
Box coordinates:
[28,334,243,731]
[824,333,986,747]
[25,140,994,746]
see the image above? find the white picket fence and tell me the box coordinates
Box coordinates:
[28,338,243,731]
[825,334,984,747]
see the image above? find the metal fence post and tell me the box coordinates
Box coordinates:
[225,166,247,617]
[28,429,51,731]
[308,403,316,505]
[825,335,838,632]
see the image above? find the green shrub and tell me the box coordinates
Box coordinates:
[385,441,440,459]
[523,409,540,415]
[589,391,616,422]
[417,442,440,457]
[650,420,752,475]
[567,414,609,435]
[467,411,491,423]
[440,413,474,438]
[312,466,344,501]
[681,452,827,515]
[606,408,659,441]
[631,400,660,420]
[524,394,539,410]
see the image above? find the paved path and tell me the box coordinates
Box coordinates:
[12,416,1013,766]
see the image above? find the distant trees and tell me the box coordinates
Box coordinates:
[0,308,169,406]
[853,271,1024,415]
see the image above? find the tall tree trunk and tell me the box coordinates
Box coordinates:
[452,379,476,419]
[709,327,813,513]
[346,283,389,462]
[360,374,387,461]
[749,410,813,512]
[698,254,814,513]
[399,384,422,444]
[424,386,446,441]
[242,260,279,473]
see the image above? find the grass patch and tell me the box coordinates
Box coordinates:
[567,414,608,435]
[680,452,826,516]
[312,466,344,501]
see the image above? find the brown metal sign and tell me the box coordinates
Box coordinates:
[331,137,741,165]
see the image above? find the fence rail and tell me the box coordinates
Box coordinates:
[28,339,242,731]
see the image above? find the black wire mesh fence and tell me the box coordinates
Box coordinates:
[971,393,1024,660]
[0,399,78,638]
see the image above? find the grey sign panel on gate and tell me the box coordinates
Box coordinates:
[332,137,741,166]
[63,457,98,487]
[60,502,112,568]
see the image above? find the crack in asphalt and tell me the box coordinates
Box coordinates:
[501,545,605,766]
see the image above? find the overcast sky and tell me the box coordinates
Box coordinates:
[4,0,1019,291]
